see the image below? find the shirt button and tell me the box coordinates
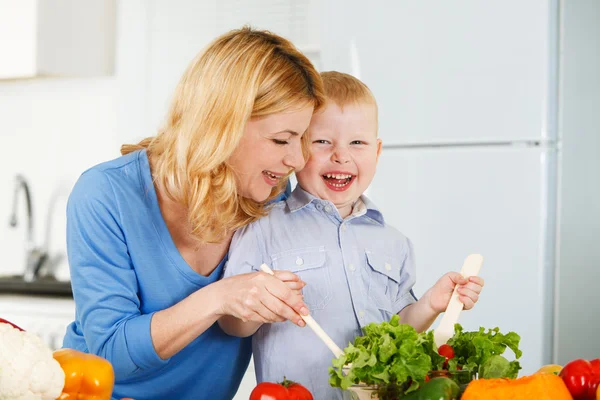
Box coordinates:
[359,310,365,318]
[325,205,332,213]
[341,224,347,232]
[385,262,392,271]
[348,264,355,271]
[296,257,304,266]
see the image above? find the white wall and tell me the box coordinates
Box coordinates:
[0,0,148,280]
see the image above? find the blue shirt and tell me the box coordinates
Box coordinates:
[224,186,417,400]
[63,150,251,400]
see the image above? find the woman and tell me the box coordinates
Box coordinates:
[63,27,325,399]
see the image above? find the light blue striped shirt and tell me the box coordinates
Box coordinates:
[224,186,417,400]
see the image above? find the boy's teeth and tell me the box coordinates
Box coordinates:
[325,174,352,179]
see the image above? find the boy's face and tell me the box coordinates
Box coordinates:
[296,102,382,216]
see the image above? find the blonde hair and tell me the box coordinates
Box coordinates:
[320,71,378,130]
[121,27,325,243]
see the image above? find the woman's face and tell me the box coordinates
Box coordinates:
[229,105,314,202]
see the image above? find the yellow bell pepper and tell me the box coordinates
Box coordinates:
[53,348,115,400]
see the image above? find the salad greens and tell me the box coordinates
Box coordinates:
[329,316,523,397]
[329,315,442,394]
[445,325,522,379]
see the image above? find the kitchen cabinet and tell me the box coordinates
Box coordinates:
[0,0,116,79]
[0,295,75,350]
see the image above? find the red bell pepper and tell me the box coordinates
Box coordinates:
[559,358,600,400]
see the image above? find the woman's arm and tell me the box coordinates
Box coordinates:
[153,271,306,358]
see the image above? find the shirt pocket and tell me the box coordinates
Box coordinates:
[364,250,401,312]
[270,246,331,310]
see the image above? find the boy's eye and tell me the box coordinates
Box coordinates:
[272,139,288,145]
[350,140,365,145]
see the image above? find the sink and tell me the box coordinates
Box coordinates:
[0,275,72,297]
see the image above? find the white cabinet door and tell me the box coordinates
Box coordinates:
[0,0,116,79]
[319,0,557,145]
[366,146,556,374]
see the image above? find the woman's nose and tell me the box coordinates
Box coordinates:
[283,146,306,171]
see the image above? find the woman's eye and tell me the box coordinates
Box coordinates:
[273,139,288,145]
[313,140,329,144]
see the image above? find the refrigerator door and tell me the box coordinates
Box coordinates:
[319,0,558,146]
[366,146,556,374]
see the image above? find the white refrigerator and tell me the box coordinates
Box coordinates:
[319,0,559,375]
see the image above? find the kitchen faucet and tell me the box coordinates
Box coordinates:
[9,174,48,282]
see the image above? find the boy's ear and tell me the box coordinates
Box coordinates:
[376,139,383,162]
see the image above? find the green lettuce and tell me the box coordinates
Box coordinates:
[446,324,522,379]
[329,315,440,395]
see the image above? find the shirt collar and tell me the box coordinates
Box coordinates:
[286,185,385,225]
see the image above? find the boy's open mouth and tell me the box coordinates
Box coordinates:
[322,173,355,191]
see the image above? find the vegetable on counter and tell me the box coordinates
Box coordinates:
[0,317,25,331]
[402,377,460,400]
[461,372,573,400]
[536,364,563,375]
[558,358,600,400]
[250,378,313,400]
[53,348,115,400]
[0,318,65,400]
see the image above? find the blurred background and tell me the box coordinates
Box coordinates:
[0,0,598,398]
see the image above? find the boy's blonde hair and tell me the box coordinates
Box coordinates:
[320,71,377,113]
[121,27,325,243]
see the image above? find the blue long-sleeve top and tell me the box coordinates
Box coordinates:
[63,149,251,400]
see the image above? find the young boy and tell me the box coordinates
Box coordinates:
[220,72,484,399]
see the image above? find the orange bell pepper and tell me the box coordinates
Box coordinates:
[53,348,115,400]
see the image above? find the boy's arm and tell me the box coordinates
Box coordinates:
[397,291,439,333]
[218,223,266,337]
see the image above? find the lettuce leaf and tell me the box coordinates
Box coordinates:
[329,315,435,394]
[446,324,522,378]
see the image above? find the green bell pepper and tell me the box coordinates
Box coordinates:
[402,377,460,400]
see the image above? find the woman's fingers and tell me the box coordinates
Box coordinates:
[259,290,305,327]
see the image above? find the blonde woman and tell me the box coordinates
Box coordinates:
[62,27,325,400]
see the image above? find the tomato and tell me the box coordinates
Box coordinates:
[250,379,313,400]
[438,344,455,360]
[0,317,24,331]
[438,344,455,369]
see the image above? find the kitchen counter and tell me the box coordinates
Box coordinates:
[0,275,72,297]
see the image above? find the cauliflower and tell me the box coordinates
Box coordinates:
[0,322,65,400]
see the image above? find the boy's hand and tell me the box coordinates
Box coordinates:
[429,272,484,313]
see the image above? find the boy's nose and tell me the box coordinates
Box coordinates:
[332,149,350,164]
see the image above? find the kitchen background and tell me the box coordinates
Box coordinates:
[0,0,598,399]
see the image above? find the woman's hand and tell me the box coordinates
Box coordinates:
[428,272,485,313]
[216,271,309,327]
